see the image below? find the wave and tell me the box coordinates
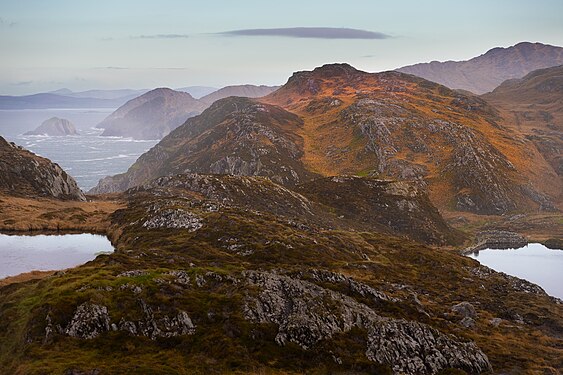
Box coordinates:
[75,154,136,162]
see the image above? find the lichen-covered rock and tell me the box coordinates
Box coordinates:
[65,303,110,339]
[142,208,203,231]
[243,271,491,374]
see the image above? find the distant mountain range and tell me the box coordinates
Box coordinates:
[95,84,279,140]
[398,42,563,94]
[0,85,277,112]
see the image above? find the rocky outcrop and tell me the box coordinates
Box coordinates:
[24,117,78,136]
[65,303,110,339]
[61,300,195,341]
[0,136,85,200]
[244,271,491,374]
[463,230,528,254]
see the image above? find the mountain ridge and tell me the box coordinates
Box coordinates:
[397,42,563,94]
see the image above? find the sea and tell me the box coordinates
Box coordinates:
[0,109,158,191]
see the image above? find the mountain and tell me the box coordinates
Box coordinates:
[50,88,148,100]
[199,84,279,105]
[0,136,84,200]
[262,63,558,214]
[96,88,208,140]
[91,64,558,214]
[482,64,563,178]
[24,117,79,136]
[175,86,218,98]
[91,97,317,190]
[397,42,563,94]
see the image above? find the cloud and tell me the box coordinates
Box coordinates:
[130,34,189,40]
[95,66,129,70]
[12,81,33,86]
[218,27,390,40]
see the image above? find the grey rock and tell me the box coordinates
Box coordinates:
[243,271,491,374]
[451,302,477,319]
[65,303,110,339]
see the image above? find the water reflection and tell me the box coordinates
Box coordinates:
[468,243,562,299]
[0,233,114,279]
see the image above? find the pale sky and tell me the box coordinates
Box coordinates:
[1,0,562,94]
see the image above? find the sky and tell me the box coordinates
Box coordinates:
[1,0,562,95]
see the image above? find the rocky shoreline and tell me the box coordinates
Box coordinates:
[461,230,528,255]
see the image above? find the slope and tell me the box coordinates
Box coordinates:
[482,64,563,185]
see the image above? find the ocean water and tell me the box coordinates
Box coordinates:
[468,243,563,299]
[0,109,158,191]
[0,233,114,279]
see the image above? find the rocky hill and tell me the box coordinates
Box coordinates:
[97,88,208,140]
[24,117,79,136]
[1,171,561,374]
[263,63,556,214]
[482,65,563,195]
[398,42,563,94]
[90,97,317,192]
[91,64,557,214]
[0,136,85,200]
[199,84,279,105]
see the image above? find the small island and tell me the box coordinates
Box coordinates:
[24,117,79,136]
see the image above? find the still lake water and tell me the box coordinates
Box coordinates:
[468,243,563,299]
[0,109,158,191]
[0,233,114,279]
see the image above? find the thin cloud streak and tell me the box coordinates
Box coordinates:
[130,34,189,39]
[218,27,390,39]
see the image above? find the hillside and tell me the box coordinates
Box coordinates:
[263,63,559,214]
[91,64,558,214]
[398,42,563,94]
[91,97,317,192]
[0,136,85,200]
[97,88,208,140]
[1,172,561,374]
[482,64,563,179]
[199,84,279,105]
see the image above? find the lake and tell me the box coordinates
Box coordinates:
[467,243,563,299]
[0,109,158,191]
[0,233,114,279]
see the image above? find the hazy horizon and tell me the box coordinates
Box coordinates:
[2,0,563,95]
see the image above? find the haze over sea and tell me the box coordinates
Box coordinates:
[0,109,158,190]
